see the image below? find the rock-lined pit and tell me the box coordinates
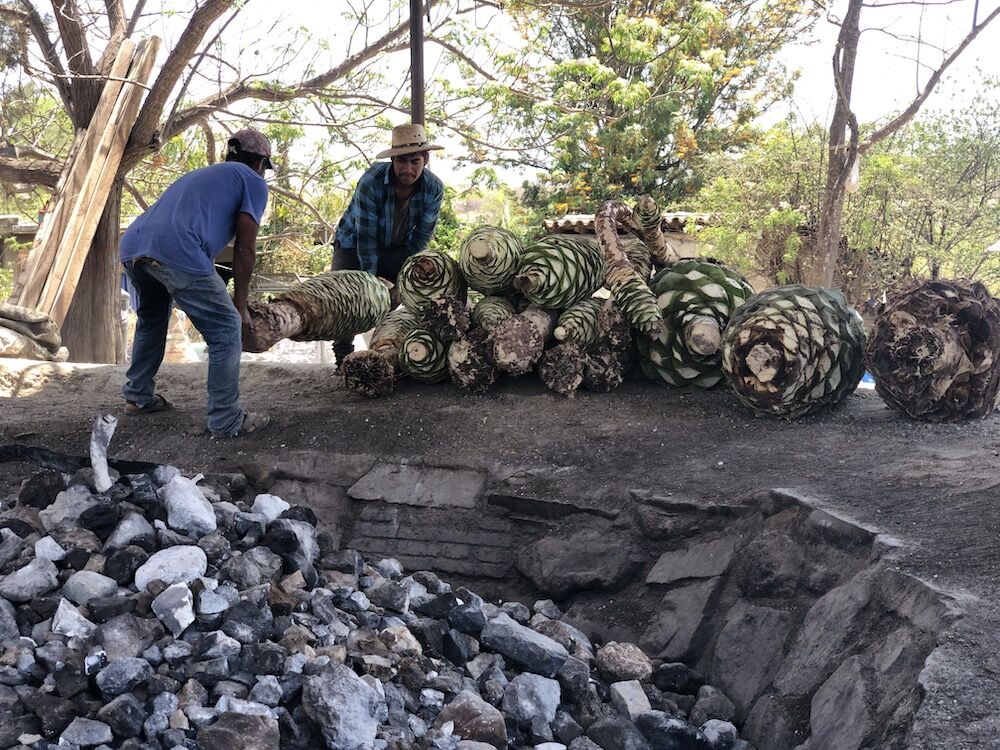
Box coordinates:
[257,454,961,750]
[0,445,961,750]
[0,460,754,750]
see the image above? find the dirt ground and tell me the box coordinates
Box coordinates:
[2,358,1000,748]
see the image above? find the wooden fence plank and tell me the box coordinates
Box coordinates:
[41,38,161,325]
[13,40,137,309]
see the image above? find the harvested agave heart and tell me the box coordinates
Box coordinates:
[866,279,1000,421]
[721,284,866,417]
[638,258,755,389]
[244,270,391,352]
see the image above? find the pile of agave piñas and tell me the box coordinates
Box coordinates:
[342,224,640,399]
[245,198,1000,421]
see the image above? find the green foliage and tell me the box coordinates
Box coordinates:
[428,187,463,259]
[453,183,535,241]
[889,91,1000,287]
[256,242,332,278]
[0,264,12,301]
[0,236,26,299]
[690,120,819,285]
[690,84,1000,298]
[0,85,73,218]
[0,14,25,72]
[445,0,817,219]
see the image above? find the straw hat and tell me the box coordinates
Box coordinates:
[376,124,444,159]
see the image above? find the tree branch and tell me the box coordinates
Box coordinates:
[426,35,592,116]
[862,5,1000,151]
[95,0,127,73]
[0,152,62,187]
[123,177,148,210]
[125,0,234,162]
[50,0,101,123]
[124,0,144,38]
[15,0,73,111]
[861,0,965,7]
[268,183,336,232]
[200,120,216,164]
[104,0,123,37]
[158,4,434,146]
[160,7,243,143]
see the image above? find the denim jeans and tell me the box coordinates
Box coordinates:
[122,258,245,435]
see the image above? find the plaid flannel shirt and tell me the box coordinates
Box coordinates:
[335,162,444,275]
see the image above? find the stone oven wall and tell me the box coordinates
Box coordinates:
[253,452,960,750]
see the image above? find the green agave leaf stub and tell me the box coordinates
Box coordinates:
[398,251,467,312]
[721,284,866,416]
[554,297,604,346]
[471,295,516,331]
[513,235,605,309]
[638,258,755,388]
[399,327,449,383]
[459,226,524,295]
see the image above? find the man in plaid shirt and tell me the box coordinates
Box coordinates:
[332,123,445,365]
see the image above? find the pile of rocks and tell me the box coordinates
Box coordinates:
[0,462,749,750]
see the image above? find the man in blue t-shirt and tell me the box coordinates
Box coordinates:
[119,129,272,436]
[331,123,445,366]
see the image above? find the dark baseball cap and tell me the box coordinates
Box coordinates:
[229,128,274,170]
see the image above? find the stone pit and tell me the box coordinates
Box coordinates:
[251,453,960,750]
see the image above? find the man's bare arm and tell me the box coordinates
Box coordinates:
[233,212,259,328]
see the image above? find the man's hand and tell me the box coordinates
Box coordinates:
[237,302,252,333]
[377,276,400,308]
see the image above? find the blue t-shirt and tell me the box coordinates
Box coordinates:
[120,162,268,275]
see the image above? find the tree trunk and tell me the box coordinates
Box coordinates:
[810,0,862,287]
[61,180,125,363]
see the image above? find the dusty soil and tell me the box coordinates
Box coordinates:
[2,358,1000,748]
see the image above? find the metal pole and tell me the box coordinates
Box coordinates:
[410,0,425,125]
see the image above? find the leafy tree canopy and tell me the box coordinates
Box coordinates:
[441,0,818,221]
[689,81,1000,303]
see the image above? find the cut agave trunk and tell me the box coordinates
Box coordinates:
[553,297,604,346]
[459,226,524,294]
[398,251,467,312]
[631,195,680,267]
[448,328,499,392]
[538,342,586,398]
[638,258,755,388]
[513,235,605,309]
[342,306,419,398]
[399,327,448,383]
[722,285,866,417]
[624,239,653,282]
[471,296,516,332]
[583,302,632,392]
[244,270,391,352]
[583,348,626,392]
[421,295,470,343]
[594,201,666,341]
[490,306,558,376]
[866,279,1000,421]
[597,301,633,355]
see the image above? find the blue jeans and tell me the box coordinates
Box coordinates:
[122,258,245,435]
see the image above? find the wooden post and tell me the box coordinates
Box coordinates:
[410,0,425,125]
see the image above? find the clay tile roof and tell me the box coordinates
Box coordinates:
[542,212,709,234]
